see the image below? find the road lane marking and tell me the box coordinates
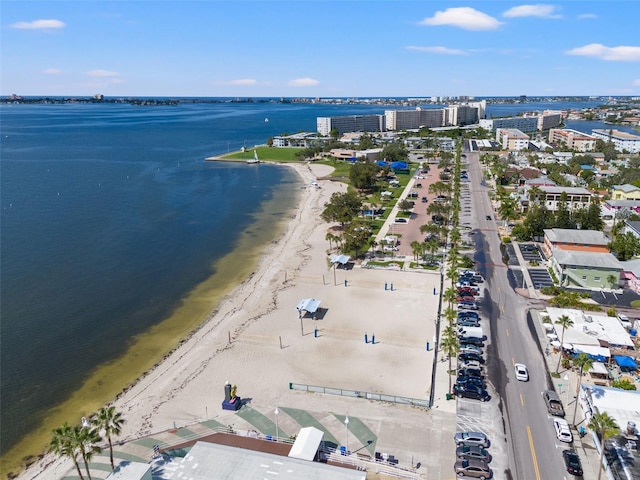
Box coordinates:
[506,328,510,336]
[527,425,542,480]
[520,394,524,406]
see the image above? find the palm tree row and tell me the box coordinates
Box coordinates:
[438,141,465,394]
[50,406,125,479]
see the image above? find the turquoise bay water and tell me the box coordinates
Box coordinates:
[0,99,625,456]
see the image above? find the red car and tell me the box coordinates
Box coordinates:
[458,287,479,296]
[457,295,476,303]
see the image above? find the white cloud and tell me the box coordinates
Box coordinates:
[11,19,66,30]
[85,70,120,77]
[577,13,597,19]
[229,79,257,86]
[42,68,63,75]
[503,4,561,18]
[419,7,502,31]
[406,46,467,55]
[288,78,319,87]
[633,79,640,87]
[566,44,640,62]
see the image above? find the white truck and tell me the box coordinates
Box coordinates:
[457,326,484,339]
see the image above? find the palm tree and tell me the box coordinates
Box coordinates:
[449,228,461,248]
[325,232,334,251]
[588,412,620,480]
[91,406,125,470]
[446,265,459,287]
[443,306,457,326]
[554,314,574,373]
[443,286,458,308]
[78,425,102,480]
[440,325,459,394]
[50,423,85,480]
[571,353,594,426]
[410,240,422,262]
[427,237,439,262]
[369,239,378,258]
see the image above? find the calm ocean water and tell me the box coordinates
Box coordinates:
[0,99,631,457]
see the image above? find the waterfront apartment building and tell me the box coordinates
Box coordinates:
[316,115,385,136]
[538,110,563,130]
[548,129,597,152]
[479,116,539,133]
[444,104,479,127]
[591,129,640,153]
[384,108,445,131]
[496,128,530,150]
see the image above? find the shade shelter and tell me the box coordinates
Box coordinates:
[573,344,610,362]
[288,427,324,462]
[613,355,638,371]
[296,298,321,317]
[331,255,350,266]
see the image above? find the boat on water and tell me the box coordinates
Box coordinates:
[247,149,260,164]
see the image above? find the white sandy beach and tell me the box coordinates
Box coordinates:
[21,162,454,480]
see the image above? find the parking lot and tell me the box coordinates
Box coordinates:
[528,269,554,289]
[519,243,543,263]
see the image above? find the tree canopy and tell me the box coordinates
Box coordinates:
[321,191,363,225]
[349,161,378,190]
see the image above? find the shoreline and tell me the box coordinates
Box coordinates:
[3,163,308,480]
[16,160,450,480]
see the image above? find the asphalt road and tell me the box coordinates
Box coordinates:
[461,152,574,480]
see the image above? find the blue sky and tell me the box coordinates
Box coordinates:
[2,1,639,97]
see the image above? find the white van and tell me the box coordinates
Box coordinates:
[457,326,484,339]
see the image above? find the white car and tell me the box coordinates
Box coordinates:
[514,363,529,382]
[553,418,573,443]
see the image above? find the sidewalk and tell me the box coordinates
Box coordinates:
[530,309,602,480]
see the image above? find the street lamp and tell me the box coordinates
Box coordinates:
[344,415,350,454]
[274,408,279,442]
[563,374,569,405]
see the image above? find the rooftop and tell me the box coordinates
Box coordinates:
[552,248,623,270]
[545,307,634,348]
[148,441,366,480]
[544,228,610,246]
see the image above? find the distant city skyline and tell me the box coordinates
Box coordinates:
[2,1,640,97]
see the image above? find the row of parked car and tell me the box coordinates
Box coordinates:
[454,272,490,403]
[456,271,483,310]
[454,431,492,479]
[542,390,584,476]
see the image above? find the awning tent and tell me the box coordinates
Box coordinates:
[288,426,324,461]
[613,355,638,370]
[573,345,610,362]
[331,254,350,265]
[376,161,389,167]
[296,298,321,315]
[390,161,408,170]
[589,362,610,375]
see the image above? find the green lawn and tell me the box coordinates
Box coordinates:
[221,146,304,162]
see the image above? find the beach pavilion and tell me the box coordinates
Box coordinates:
[331,254,351,267]
[296,298,321,318]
